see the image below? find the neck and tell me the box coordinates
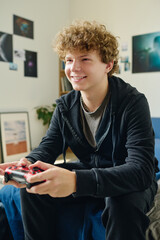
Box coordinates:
[81,80,109,112]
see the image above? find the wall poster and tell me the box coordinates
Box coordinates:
[0,112,31,162]
[0,32,13,62]
[132,32,160,73]
[13,15,34,39]
[24,50,37,77]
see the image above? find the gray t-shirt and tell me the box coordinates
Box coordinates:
[80,93,110,147]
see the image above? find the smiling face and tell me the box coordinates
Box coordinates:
[65,50,112,95]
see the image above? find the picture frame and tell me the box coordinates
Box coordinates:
[13,15,34,39]
[0,32,13,63]
[132,31,160,73]
[24,50,38,77]
[0,112,31,163]
[0,143,2,163]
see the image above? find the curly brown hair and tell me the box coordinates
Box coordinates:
[53,20,119,76]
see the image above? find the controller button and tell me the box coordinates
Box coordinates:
[33,167,41,171]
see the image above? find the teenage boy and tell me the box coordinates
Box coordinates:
[0,20,158,240]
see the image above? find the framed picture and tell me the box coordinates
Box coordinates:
[13,15,34,39]
[132,31,160,73]
[0,112,31,162]
[0,143,2,163]
[0,32,13,62]
[24,50,38,77]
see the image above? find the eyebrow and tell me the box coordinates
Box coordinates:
[65,54,90,60]
[80,54,90,58]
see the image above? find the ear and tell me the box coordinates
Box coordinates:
[105,61,114,74]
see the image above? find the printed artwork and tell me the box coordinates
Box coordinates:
[0,14,38,77]
[0,112,31,162]
[0,32,13,62]
[132,32,160,73]
[0,143,2,163]
[118,42,130,74]
[24,50,37,77]
[4,120,27,156]
[9,62,18,71]
[14,49,26,61]
[13,15,34,39]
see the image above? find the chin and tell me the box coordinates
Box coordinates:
[72,86,82,91]
[71,83,82,91]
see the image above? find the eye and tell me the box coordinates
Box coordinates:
[82,58,89,61]
[66,59,73,63]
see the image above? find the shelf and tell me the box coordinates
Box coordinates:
[58,60,74,155]
[60,91,70,95]
[59,59,73,96]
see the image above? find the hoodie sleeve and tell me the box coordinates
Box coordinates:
[26,107,65,164]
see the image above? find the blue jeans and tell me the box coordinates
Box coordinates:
[0,185,24,240]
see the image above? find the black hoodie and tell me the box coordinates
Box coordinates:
[27,76,158,198]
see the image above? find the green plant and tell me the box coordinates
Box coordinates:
[35,103,56,126]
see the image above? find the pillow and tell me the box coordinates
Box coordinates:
[155,139,160,180]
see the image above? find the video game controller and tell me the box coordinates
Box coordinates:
[4,165,44,189]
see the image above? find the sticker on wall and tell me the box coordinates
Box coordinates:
[120,56,129,63]
[0,32,13,62]
[24,50,37,77]
[9,62,18,71]
[14,49,26,61]
[13,15,34,39]
[124,62,130,72]
[132,31,160,73]
[121,42,128,51]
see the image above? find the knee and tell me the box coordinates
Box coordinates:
[0,185,20,202]
[104,191,149,217]
[102,195,149,229]
[104,196,134,220]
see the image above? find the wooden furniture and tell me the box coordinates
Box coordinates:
[55,151,77,164]
[59,60,73,155]
[59,60,73,96]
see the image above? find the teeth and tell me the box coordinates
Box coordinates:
[72,76,85,80]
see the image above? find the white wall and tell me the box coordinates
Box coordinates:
[1,0,160,150]
[0,0,69,148]
[69,0,160,117]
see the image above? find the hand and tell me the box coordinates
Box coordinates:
[0,161,19,176]
[0,157,32,188]
[26,161,77,198]
[17,157,32,168]
[0,157,31,175]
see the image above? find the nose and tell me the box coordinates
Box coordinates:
[71,60,81,72]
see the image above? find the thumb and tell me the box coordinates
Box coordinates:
[18,158,32,167]
[29,160,55,171]
[0,169,4,175]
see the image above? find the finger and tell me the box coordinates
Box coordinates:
[0,175,4,184]
[26,167,56,183]
[29,161,55,171]
[0,161,19,171]
[26,180,50,195]
[26,170,47,183]
[18,158,31,167]
[3,179,26,188]
[0,169,4,175]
